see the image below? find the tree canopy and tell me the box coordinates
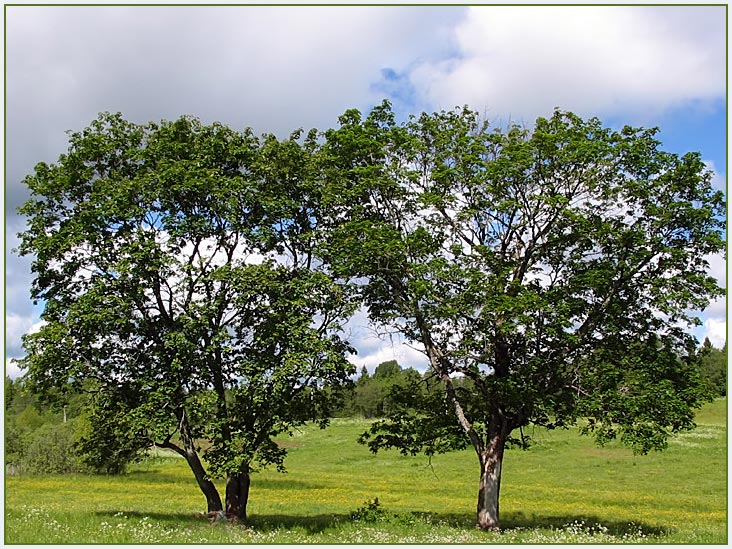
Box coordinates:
[317,101,725,529]
[17,113,356,520]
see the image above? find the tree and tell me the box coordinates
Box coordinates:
[5,376,18,411]
[358,365,370,381]
[4,376,94,475]
[374,359,401,379]
[17,113,356,520]
[319,101,726,530]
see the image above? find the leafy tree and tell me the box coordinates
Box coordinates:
[320,101,725,530]
[374,359,401,379]
[5,377,37,416]
[4,376,90,475]
[17,114,355,520]
[4,419,26,473]
[5,376,17,410]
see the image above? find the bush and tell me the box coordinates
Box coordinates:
[23,420,88,474]
[350,498,390,523]
[5,419,28,475]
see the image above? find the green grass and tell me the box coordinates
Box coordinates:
[5,398,727,544]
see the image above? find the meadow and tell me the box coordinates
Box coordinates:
[5,398,727,544]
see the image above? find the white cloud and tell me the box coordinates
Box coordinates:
[705,253,727,289]
[700,318,727,349]
[5,314,45,378]
[408,6,725,123]
[343,307,429,374]
[4,4,725,380]
[5,359,25,381]
[5,314,36,353]
[5,6,462,141]
[704,297,727,319]
[348,339,428,375]
[703,160,727,193]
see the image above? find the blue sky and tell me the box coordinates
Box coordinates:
[4,4,727,377]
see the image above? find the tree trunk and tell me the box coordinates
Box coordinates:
[225,466,251,521]
[186,451,224,514]
[164,408,224,514]
[476,432,506,531]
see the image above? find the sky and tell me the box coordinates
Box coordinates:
[3,3,728,379]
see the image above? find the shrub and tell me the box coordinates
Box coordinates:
[23,420,88,474]
[5,419,28,475]
[350,498,389,523]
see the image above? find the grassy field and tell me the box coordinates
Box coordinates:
[5,398,727,544]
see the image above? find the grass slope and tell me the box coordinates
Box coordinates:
[5,398,726,544]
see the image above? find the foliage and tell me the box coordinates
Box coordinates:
[5,375,18,410]
[13,102,725,529]
[5,419,27,472]
[4,377,92,475]
[350,498,390,522]
[699,338,727,397]
[16,113,356,517]
[337,360,423,418]
[373,360,401,379]
[22,421,88,474]
[319,100,726,528]
[73,396,149,474]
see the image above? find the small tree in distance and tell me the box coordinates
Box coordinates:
[319,101,725,530]
[373,359,401,378]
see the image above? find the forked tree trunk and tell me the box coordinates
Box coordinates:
[225,466,251,521]
[476,432,506,531]
[184,451,224,514]
[162,408,224,513]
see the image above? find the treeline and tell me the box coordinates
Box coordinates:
[334,360,425,418]
[5,377,90,475]
[700,338,727,397]
[333,341,728,419]
[6,377,153,475]
[3,359,435,475]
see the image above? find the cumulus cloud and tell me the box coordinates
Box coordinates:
[703,160,727,193]
[705,253,727,288]
[341,307,429,374]
[348,337,428,375]
[6,359,25,381]
[5,5,465,377]
[407,6,725,123]
[700,318,727,349]
[5,313,45,364]
[5,5,464,212]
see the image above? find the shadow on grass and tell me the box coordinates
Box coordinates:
[94,509,353,534]
[95,510,202,524]
[94,509,669,538]
[415,510,669,537]
[247,513,352,534]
